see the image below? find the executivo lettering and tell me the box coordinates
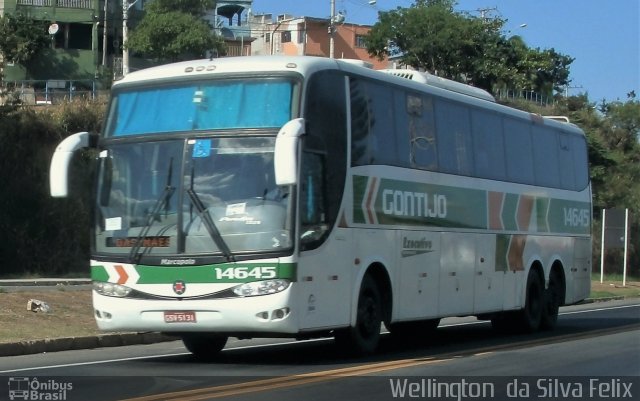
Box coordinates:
[402,237,434,257]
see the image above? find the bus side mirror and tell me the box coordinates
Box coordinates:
[50,131,94,197]
[274,118,305,186]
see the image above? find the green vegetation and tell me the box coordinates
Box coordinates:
[126,0,226,62]
[0,100,102,277]
[0,13,49,78]
[366,0,572,98]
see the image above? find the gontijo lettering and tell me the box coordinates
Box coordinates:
[382,189,447,218]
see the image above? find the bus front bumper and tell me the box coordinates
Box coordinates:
[92,290,298,335]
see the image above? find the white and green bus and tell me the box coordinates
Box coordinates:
[50,56,591,357]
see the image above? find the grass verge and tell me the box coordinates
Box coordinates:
[0,280,638,344]
[0,289,99,344]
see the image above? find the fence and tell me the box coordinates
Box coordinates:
[495,89,555,107]
[1,80,105,105]
[16,0,94,9]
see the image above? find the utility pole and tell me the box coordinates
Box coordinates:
[476,7,498,23]
[122,0,139,76]
[329,0,335,58]
[102,0,108,66]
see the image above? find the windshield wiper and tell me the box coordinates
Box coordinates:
[186,189,235,262]
[129,158,175,263]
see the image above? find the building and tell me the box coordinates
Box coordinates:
[211,0,254,57]
[250,14,388,70]
[1,0,387,84]
[0,0,114,81]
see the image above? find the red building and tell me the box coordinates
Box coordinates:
[250,14,388,69]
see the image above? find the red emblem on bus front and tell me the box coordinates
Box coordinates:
[173,280,186,295]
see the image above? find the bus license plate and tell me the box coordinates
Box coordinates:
[164,311,197,323]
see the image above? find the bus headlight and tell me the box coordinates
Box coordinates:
[232,279,290,297]
[93,281,133,298]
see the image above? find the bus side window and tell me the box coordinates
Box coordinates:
[300,152,326,244]
[408,94,437,170]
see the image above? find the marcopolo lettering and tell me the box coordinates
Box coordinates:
[382,189,447,218]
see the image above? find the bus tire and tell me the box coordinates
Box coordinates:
[519,269,544,332]
[540,270,562,330]
[181,334,228,360]
[335,274,382,355]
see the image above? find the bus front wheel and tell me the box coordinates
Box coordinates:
[335,274,382,355]
[181,334,228,360]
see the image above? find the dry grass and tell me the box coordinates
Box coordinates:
[0,289,99,344]
[590,280,640,299]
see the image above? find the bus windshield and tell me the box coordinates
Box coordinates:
[94,136,292,260]
[105,78,295,137]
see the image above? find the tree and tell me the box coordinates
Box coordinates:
[0,13,50,76]
[146,0,214,16]
[126,0,225,62]
[367,1,481,77]
[366,1,573,96]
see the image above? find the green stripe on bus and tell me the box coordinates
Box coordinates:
[374,178,487,228]
[353,175,369,224]
[536,197,550,232]
[353,175,590,235]
[501,193,519,231]
[91,263,297,284]
[91,265,109,282]
[548,199,591,235]
[495,234,510,272]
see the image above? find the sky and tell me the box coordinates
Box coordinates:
[251,0,640,104]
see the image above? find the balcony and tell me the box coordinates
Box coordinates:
[16,0,94,9]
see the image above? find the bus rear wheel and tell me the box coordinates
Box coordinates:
[181,334,228,360]
[541,270,562,330]
[519,269,544,332]
[491,269,544,333]
[335,275,382,355]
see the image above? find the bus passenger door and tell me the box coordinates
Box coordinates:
[298,230,352,331]
[473,235,504,313]
[297,150,351,330]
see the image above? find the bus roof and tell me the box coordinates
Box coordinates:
[114,56,584,136]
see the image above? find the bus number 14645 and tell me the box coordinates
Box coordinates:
[215,266,277,280]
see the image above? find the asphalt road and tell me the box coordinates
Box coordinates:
[0,299,638,401]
